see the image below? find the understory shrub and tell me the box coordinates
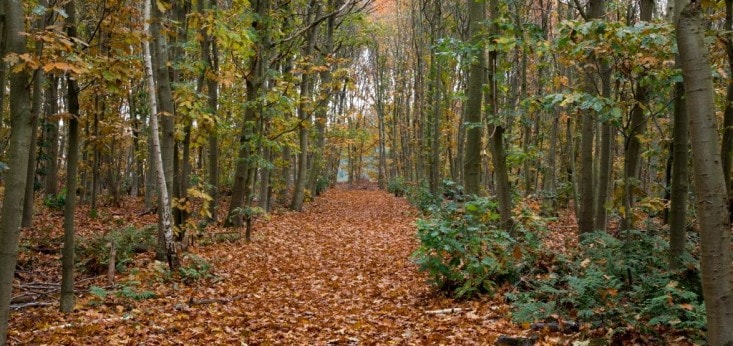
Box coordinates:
[405,182,440,213]
[508,230,705,337]
[387,176,406,197]
[43,189,66,210]
[412,197,537,298]
[178,253,214,283]
[89,279,156,305]
[77,225,157,275]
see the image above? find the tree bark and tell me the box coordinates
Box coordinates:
[43,77,60,196]
[292,0,321,211]
[22,4,47,228]
[60,76,79,313]
[151,0,176,259]
[722,0,733,207]
[578,0,605,234]
[676,2,733,343]
[144,0,179,270]
[462,0,485,196]
[201,0,219,222]
[668,80,688,269]
[620,0,654,232]
[0,0,34,341]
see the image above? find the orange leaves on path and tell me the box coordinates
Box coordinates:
[11,187,523,344]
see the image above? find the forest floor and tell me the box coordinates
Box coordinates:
[8,185,580,345]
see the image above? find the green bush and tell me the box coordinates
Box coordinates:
[387,176,406,197]
[178,253,213,283]
[43,190,66,210]
[406,182,440,213]
[508,230,705,337]
[77,225,157,275]
[412,197,528,297]
[316,176,329,196]
[89,280,156,304]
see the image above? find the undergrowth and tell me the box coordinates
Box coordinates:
[405,183,705,341]
[76,225,157,275]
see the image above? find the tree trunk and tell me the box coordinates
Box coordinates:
[669,80,688,269]
[144,0,178,270]
[722,0,733,201]
[578,0,605,234]
[0,0,34,341]
[22,7,46,228]
[676,2,733,343]
[292,0,321,211]
[43,77,60,196]
[462,0,485,196]
[308,0,336,195]
[487,0,513,232]
[201,0,219,222]
[620,0,654,232]
[60,76,79,313]
[151,0,176,259]
[228,0,269,223]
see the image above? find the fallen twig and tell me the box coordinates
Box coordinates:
[424,307,472,315]
[11,302,53,310]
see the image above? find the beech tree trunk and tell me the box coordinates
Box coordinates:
[668,80,688,269]
[22,6,46,228]
[292,0,321,211]
[578,0,605,234]
[676,1,733,343]
[462,0,485,196]
[200,0,219,222]
[144,0,178,270]
[43,77,60,196]
[0,0,34,341]
[487,0,513,232]
[722,0,733,200]
[620,0,654,232]
[60,76,79,313]
[151,0,176,259]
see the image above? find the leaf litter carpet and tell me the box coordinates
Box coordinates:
[11,187,522,345]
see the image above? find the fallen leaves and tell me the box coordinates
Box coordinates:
[10,187,526,344]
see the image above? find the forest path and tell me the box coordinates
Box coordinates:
[11,186,519,344]
[194,186,515,344]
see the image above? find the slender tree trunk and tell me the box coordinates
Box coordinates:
[578,0,605,234]
[669,80,688,269]
[722,0,733,202]
[228,0,269,224]
[487,0,513,232]
[22,8,46,228]
[201,0,219,222]
[44,77,60,196]
[462,0,485,195]
[151,0,176,259]
[144,0,178,270]
[308,1,336,195]
[292,0,321,211]
[60,77,79,313]
[676,2,733,343]
[0,0,34,341]
[59,0,82,314]
[620,0,654,232]
[0,3,5,129]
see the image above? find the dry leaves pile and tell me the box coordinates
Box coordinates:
[9,187,532,345]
